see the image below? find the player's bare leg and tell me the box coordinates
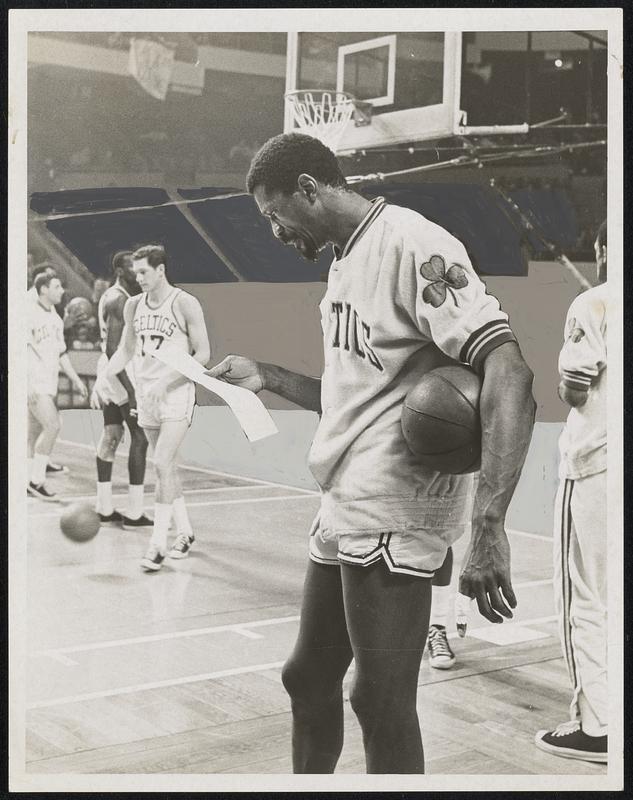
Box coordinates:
[122,411,150,528]
[96,422,124,520]
[342,559,431,774]
[27,394,61,499]
[141,419,190,571]
[281,561,353,773]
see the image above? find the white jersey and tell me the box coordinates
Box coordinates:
[308,197,517,537]
[97,282,136,405]
[132,287,192,385]
[557,282,607,479]
[28,299,66,395]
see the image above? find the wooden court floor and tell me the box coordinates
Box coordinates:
[22,440,607,776]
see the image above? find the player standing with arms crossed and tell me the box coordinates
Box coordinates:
[28,272,88,500]
[535,220,608,763]
[208,133,536,774]
[91,251,152,528]
[94,245,210,571]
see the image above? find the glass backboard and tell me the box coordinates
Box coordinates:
[285,31,462,153]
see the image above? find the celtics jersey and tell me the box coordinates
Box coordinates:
[132,287,192,383]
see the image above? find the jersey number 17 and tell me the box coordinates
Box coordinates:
[140,333,164,357]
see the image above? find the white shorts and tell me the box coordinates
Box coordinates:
[137,381,196,430]
[309,516,467,578]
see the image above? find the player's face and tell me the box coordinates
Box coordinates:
[253,184,325,263]
[133,258,162,292]
[594,238,607,284]
[120,256,141,293]
[46,278,65,305]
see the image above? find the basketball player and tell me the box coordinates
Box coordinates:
[93,245,210,571]
[91,251,151,528]
[535,220,608,763]
[28,272,88,500]
[207,133,536,774]
[28,264,68,475]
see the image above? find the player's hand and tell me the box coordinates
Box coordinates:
[94,375,114,405]
[458,519,517,624]
[73,377,89,401]
[90,387,102,410]
[205,355,264,394]
[145,382,166,409]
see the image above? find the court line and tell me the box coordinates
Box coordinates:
[507,527,552,542]
[53,484,299,504]
[37,579,551,660]
[26,661,287,710]
[36,615,301,657]
[57,438,319,495]
[28,492,319,518]
[29,612,560,709]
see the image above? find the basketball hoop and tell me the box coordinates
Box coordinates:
[285,90,371,152]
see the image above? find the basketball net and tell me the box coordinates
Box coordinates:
[285,90,357,152]
[128,38,175,101]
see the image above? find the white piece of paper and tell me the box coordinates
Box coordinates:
[152,346,278,442]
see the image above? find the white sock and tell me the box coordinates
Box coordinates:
[430,584,451,629]
[27,459,33,481]
[151,503,172,553]
[172,495,193,537]
[96,482,113,515]
[31,453,48,486]
[127,484,144,520]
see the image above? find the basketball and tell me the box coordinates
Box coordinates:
[59,502,101,542]
[401,365,482,474]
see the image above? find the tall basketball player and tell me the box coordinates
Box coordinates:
[93,245,211,571]
[91,251,152,528]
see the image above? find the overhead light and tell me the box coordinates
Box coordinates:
[554,58,563,68]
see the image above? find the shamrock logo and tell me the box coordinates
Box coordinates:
[420,255,469,307]
[569,317,585,343]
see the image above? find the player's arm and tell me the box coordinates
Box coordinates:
[557,294,606,410]
[98,297,138,386]
[206,357,322,413]
[59,353,88,399]
[104,293,136,399]
[459,341,536,623]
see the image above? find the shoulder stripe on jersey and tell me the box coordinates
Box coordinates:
[171,288,188,335]
[339,196,387,259]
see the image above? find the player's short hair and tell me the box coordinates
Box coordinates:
[132,245,168,274]
[246,133,348,196]
[34,270,59,295]
[596,219,607,248]
[31,262,55,281]
[111,250,133,275]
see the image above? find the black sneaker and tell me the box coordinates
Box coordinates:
[535,721,607,763]
[141,545,165,572]
[98,510,124,526]
[123,513,153,530]
[27,482,58,502]
[46,462,69,474]
[427,624,456,669]
[168,533,195,559]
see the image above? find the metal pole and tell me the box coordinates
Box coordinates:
[525,32,532,125]
[586,39,594,123]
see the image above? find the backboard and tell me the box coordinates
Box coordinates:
[285,31,463,153]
